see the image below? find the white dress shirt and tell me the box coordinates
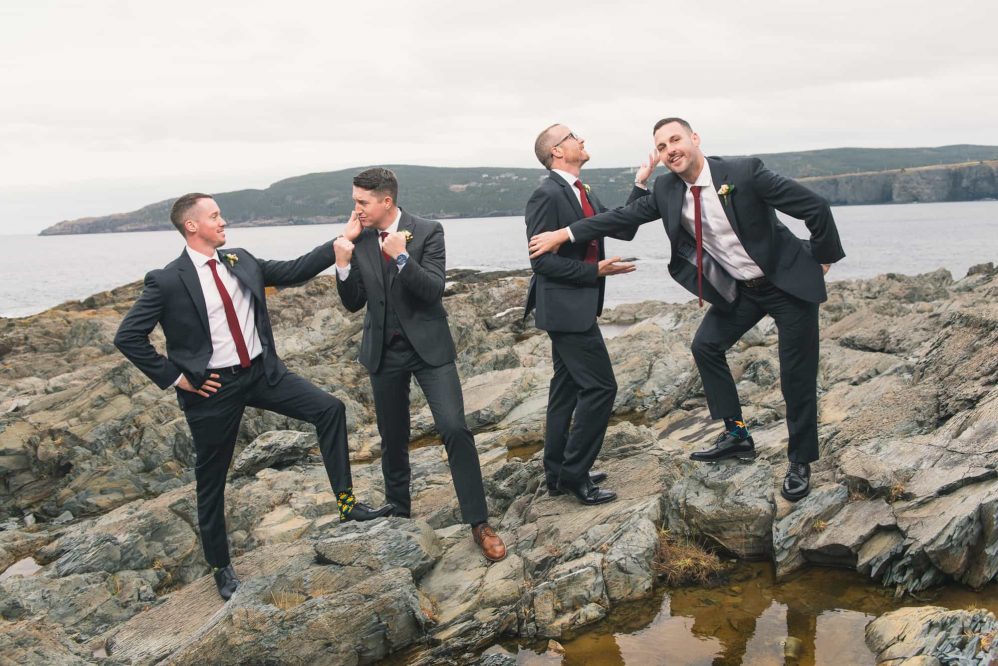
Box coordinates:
[681,161,763,280]
[174,246,263,385]
[335,209,404,281]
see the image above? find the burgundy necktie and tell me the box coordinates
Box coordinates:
[573,180,599,264]
[690,185,704,307]
[379,231,393,264]
[207,259,251,367]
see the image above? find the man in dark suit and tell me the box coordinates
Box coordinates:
[528,118,845,502]
[524,124,653,505]
[333,168,506,562]
[114,193,391,600]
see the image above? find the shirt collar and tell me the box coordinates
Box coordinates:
[186,245,218,268]
[379,209,402,236]
[683,158,713,189]
[551,169,582,189]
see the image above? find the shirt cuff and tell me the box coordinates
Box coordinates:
[335,264,351,280]
[172,374,183,387]
[566,226,576,243]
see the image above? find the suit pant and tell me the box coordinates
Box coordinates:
[690,281,820,463]
[369,337,489,525]
[183,360,352,568]
[544,323,617,486]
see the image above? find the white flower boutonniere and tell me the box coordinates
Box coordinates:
[718,183,734,206]
[583,183,591,194]
[402,230,413,244]
[223,253,239,267]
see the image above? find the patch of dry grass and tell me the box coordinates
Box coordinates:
[653,529,727,586]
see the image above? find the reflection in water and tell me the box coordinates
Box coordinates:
[507,563,998,665]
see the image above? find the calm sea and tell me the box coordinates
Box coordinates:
[1,200,996,318]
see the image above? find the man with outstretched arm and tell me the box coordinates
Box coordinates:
[114,193,391,601]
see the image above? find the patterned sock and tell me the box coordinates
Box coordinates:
[337,489,356,520]
[723,416,750,439]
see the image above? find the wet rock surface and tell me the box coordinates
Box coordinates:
[1,263,997,663]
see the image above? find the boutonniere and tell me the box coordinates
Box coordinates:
[583,183,591,194]
[402,230,413,244]
[223,253,238,267]
[718,183,734,206]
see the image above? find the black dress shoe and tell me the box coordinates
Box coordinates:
[548,471,607,495]
[690,431,757,462]
[557,476,617,505]
[213,564,240,601]
[342,501,393,522]
[781,462,811,501]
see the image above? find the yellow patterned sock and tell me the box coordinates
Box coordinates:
[337,489,356,520]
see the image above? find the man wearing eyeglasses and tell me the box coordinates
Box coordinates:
[523,124,655,505]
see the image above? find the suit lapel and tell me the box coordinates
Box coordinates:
[708,157,743,238]
[217,249,265,305]
[177,250,210,335]
[549,172,585,220]
[666,178,685,238]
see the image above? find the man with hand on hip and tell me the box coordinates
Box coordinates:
[115,193,391,601]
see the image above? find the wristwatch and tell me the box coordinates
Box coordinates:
[396,252,409,268]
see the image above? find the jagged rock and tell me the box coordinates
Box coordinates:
[866,606,997,665]
[314,518,442,581]
[0,620,95,665]
[231,430,316,477]
[772,484,849,577]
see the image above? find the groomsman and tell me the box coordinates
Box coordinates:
[528,118,845,501]
[524,124,655,504]
[333,168,506,562]
[115,193,391,600]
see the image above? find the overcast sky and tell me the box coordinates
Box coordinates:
[1,0,996,234]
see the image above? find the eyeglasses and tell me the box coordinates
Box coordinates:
[554,131,582,147]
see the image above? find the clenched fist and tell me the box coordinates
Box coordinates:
[334,236,355,267]
[381,232,407,259]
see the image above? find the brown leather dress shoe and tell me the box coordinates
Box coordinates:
[471,523,507,562]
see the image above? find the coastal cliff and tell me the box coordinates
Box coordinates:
[1,264,997,663]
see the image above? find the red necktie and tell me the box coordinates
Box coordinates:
[690,185,704,307]
[573,180,599,264]
[379,231,393,264]
[207,259,252,368]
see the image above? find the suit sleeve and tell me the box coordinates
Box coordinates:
[526,189,599,286]
[256,242,336,286]
[396,223,446,303]
[600,185,653,242]
[113,272,183,390]
[336,251,367,312]
[748,158,846,264]
[568,183,662,244]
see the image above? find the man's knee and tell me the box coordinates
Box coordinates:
[435,413,471,442]
[691,334,724,362]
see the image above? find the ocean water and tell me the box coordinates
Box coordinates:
[1,200,996,318]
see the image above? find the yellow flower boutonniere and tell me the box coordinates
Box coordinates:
[402,230,413,244]
[718,184,734,206]
[224,253,239,267]
[583,183,591,194]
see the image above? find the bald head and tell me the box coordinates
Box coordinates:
[533,123,563,169]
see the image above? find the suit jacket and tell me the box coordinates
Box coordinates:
[570,157,846,307]
[114,243,335,404]
[336,209,456,373]
[524,173,643,332]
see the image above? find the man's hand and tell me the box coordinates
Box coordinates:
[822,263,831,275]
[382,232,407,259]
[528,229,570,259]
[342,211,362,242]
[178,373,221,397]
[333,237,355,268]
[634,150,659,187]
[598,256,636,277]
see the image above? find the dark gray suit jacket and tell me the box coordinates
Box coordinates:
[114,243,335,401]
[524,173,642,332]
[336,210,456,373]
[571,157,846,307]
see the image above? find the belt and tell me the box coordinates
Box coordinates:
[739,276,769,289]
[209,355,262,375]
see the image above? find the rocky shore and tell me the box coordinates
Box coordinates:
[2,261,997,664]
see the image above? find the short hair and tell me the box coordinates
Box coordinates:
[653,117,693,134]
[353,167,398,202]
[533,123,562,169]
[170,193,212,236]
